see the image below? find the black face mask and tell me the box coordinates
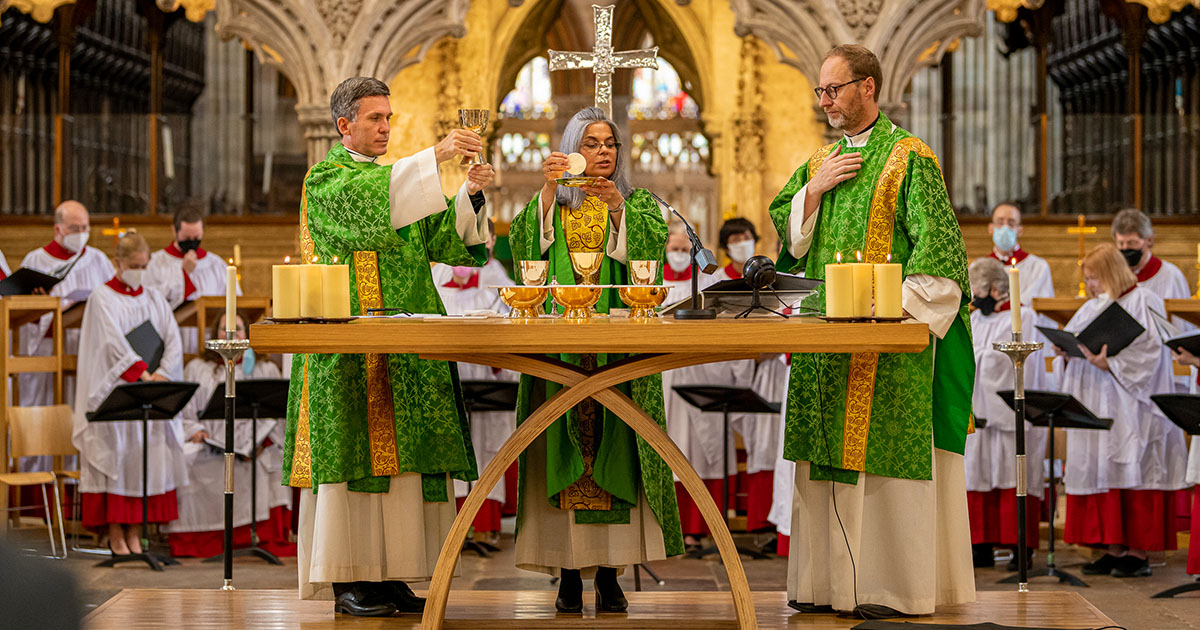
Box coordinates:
[178,239,202,253]
[1119,248,1143,268]
[972,294,997,316]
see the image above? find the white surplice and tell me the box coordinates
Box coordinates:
[162,357,289,533]
[732,354,790,476]
[71,281,187,499]
[965,306,1050,499]
[1137,256,1195,392]
[766,374,794,537]
[0,249,10,277]
[992,248,1054,305]
[661,358,756,479]
[781,122,975,614]
[662,267,718,307]
[144,245,242,355]
[1056,287,1188,495]
[18,243,114,408]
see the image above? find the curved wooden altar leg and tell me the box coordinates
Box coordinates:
[419,352,761,630]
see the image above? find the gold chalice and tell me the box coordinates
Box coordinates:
[551,285,604,321]
[618,285,671,321]
[458,108,490,165]
[569,252,603,285]
[497,286,550,319]
[629,260,660,285]
[519,260,549,286]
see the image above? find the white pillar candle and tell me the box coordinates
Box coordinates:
[272,263,300,319]
[873,263,903,318]
[322,263,351,319]
[299,262,323,319]
[1008,265,1022,335]
[225,265,237,331]
[848,252,873,318]
[825,255,853,318]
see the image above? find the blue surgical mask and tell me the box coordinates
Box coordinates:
[992,225,1018,252]
[241,347,255,376]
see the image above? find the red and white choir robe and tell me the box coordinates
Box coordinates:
[966,304,1051,547]
[1056,286,1189,551]
[162,357,295,557]
[712,261,744,284]
[0,249,10,277]
[1135,254,1194,393]
[72,278,187,530]
[989,247,1054,305]
[661,262,718,306]
[144,242,241,355]
[19,241,114,408]
[732,353,790,532]
[434,262,519,531]
[661,358,755,536]
[767,370,794,555]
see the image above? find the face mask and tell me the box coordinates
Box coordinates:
[241,347,256,376]
[1119,248,1143,268]
[666,251,691,273]
[178,238,202,253]
[971,294,997,316]
[121,269,143,290]
[63,230,89,253]
[728,239,756,264]
[992,225,1018,252]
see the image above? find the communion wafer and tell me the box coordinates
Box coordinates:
[566,152,587,175]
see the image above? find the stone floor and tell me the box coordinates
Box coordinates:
[6,522,1198,630]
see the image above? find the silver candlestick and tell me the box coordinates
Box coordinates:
[205,333,251,591]
[992,332,1043,593]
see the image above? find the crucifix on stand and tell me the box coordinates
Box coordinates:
[1066,214,1096,297]
[101,217,125,250]
[548,4,659,119]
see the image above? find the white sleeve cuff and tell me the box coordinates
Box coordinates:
[902,274,962,339]
[537,190,555,255]
[606,206,629,263]
[389,146,447,230]
[785,183,819,259]
[454,184,490,246]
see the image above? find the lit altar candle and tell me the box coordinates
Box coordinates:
[824,252,853,318]
[299,256,323,319]
[225,265,237,332]
[322,256,351,319]
[873,255,902,318]
[272,256,300,319]
[1008,260,1021,335]
[848,251,873,318]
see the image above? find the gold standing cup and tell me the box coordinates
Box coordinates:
[458,108,490,165]
[519,260,549,286]
[618,285,671,321]
[629,260,660,285]
[551,285,604,321]
[498,286,550,319]
[569,252,603,285]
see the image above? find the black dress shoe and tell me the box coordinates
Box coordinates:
[555,569,583,614]
[972,544,994,568]
[853,603,910,619]
[1111,555,1151,578]
[1081,553,1121,575]
[787,601,835,614]
[333,582,397,617]
[382,580,426,613]
[594,568,628,613]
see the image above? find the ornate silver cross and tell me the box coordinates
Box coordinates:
[548,4,659,120]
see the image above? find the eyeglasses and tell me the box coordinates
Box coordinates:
[580,140,620,152]
[813,77,866,101]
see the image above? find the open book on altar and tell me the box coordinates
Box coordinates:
[1149,309,1200,356]
[1036,301,1144,359]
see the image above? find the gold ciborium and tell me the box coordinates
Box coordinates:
[618,285,671,321]
[519,260,549,286]
[569,252,603,285]
[629,260,660,285]
[551,285,604,321]
[458,108,490,165]
[497,286,550,319]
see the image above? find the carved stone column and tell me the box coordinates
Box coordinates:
[297,103,340,165]
[731,37,767,240]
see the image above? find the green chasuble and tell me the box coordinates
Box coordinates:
[767,113,975,484]
[282,144,485,500]
[508,188,684,557]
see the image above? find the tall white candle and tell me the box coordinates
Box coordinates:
[225,265,237,332]
[1008,265,1021,335]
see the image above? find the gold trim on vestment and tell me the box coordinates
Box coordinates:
[561,195,609,255]
[808,142,837,180]
[299,173,315,262]
[353,250,401,477]
[289,354,313,487]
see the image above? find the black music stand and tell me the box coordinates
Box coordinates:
[673,385,780,560]
[1149,394,1200,598]
[88,381,199,571]
[997,390,1112,587]
[197,378,289,566]
[459,380,519,558]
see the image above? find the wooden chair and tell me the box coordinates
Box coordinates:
[1,405,73,559]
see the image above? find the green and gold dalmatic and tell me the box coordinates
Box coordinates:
[283,144,485,500]
[768,113,975,484]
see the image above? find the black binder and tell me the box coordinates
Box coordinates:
[1150,394,1200,435]
[0,267,63,296]
[1036,301,1144,358]
[126,320,164,374]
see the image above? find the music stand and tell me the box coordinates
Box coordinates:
[197,378,289,566]
[88,381,199,571]
[1149,394,1200,598]
[459,380,519,558]
[672,385,780,560]
[997,389,1112,587]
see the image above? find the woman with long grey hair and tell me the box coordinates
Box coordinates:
[508,107,681,614]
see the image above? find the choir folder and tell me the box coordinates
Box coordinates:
[1036,301,1144,358]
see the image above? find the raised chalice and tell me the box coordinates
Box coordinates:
[458,108,490,165]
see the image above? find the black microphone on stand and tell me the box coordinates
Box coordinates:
[647,191,717,320]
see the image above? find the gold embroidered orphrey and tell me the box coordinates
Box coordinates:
[288,354,313,487]
[809,137,937,471]
[353,250,402,477]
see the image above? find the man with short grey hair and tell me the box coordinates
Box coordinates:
[284,76,494,616]
[1111,208,1190,300]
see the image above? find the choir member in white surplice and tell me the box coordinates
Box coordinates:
[0,248,10,278]
[1054,244,1188,578]
[163,311,295,558]
[433,241,519,544]
[662,227,717,305]
[18,201,115,409]
[73,233,186,556]
[986,202,1054,304]
[732,353,790,534]
[144,202,242,355]
[1173,348,1200,576]
[964,257,1050,569]
[711,218,758,283]
[767,371,794,556]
